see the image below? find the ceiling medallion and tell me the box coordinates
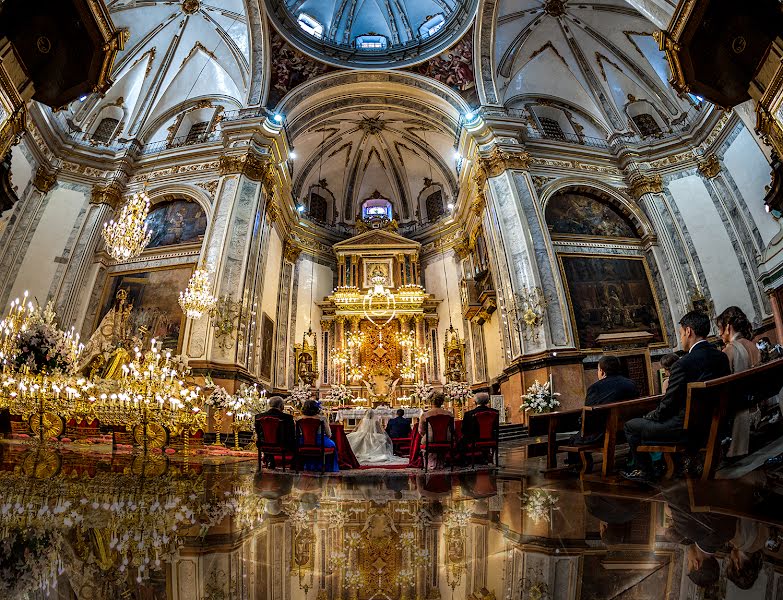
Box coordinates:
[359,115,386,135]
[543,0,567,17]
[182,0,200,15]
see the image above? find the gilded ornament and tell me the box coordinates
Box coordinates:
[218,152,270,182]
[31,166,58,193]
[90,183,124,209]
[195,180,219,196]
[284,240,302,263]
[474,148,531,189]
[626,173,663,200]
[697,154,721,179]
[470,192,486,216]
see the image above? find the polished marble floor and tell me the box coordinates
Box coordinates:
[0,440,781,600]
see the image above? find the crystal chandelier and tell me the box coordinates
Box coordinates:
[178,266,217,319]
[102,191,152,261]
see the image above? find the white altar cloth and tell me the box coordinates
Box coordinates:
[335,407,422,422]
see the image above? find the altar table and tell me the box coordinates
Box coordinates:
[335,407,422,423]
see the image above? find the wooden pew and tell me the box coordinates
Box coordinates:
[559,395,662,477]
[638,358,783,480]
[527,408,581,470]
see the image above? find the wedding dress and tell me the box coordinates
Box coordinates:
[346,410,408,465]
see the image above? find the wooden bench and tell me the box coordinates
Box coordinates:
[527,408,581,470]
[638,358,783,480]
[559,395,662,477]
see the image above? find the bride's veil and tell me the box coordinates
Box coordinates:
[355,409,378,434]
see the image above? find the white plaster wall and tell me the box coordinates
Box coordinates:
[294,258,333,340]
[260,227,282,321]
[9,145,33,197]
[667,175,756,322]
[10,187,87,306]
[723,126,779,245]
[423,253,463,383]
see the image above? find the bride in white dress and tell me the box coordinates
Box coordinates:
[346,409,408,465]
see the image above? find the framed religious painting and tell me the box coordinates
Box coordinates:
[94,265,194,352]
[259,313,275,381]
[146,199,207,249]
[558,254,666,351]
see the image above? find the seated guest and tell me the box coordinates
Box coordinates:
[717,306,761,459]
[297,400,339,472]
[659,352,680,394]
[622,311,730,483]
[419,392,453,470]
[461,392,499,441]
[386,408,412,439]
[256,396,295,469]
[566,356,638,466]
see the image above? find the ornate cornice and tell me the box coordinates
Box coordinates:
[470,192,487,217]
[266,197,279,223]
[0,107,26,161]
[697,154,721,179]
[626,173,663,200]
[90,182,124,209]
[283,240,302,263]
[31,166,58,193]
[473,148,531,189]
[218,152,271,182]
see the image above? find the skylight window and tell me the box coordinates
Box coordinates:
[355,35,388,50]
[419,14,445,38]
[297,13,323,39]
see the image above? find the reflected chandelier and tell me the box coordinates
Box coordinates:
[179,266,217,319]
[102,191,152,261]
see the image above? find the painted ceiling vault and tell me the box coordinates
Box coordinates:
[492,0,692,133]
[66,0,255,142]
[264,0,480,68]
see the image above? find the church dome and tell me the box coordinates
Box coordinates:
[264,0,480,69]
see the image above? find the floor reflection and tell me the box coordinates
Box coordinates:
[0,443,781,599]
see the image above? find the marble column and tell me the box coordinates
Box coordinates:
[0,164,59,306]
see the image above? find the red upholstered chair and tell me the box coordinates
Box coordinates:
[469,411,500,467]
[423,414,455,472]
[296,418,335,473]
[256,416,294,471]
[391,435,412,457]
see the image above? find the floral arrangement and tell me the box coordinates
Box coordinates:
[288,382,312,409]
[521,380,560,414]
[204,385,232,411]
[11,302,81,374]
[234,383,267,415]
[412,381,434,404]
[324,384,354,406]
[444,381,472,407]
[521,489,559,524]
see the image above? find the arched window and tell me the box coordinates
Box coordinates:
[425,189,444,222]
[297,13,323,38]
[540,117,566,140]
[419,14,445,38]
[92,117,119,143]
[308,192,328,222]
[631,113,662,137]
[355,35,388,50]
[185,121,209,145]
[361,196,392,220]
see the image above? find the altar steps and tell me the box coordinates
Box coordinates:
[499,423,527,441]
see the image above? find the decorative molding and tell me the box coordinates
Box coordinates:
[473,147,531,189]
[31,166,58,193]
[697,154,721,179]
[626,173,663,200]
[266,197,280,223]
[470,192,487,217]
[283,240,302,264]
[195,180,219,196]
[90,182,124,209]
[218,152,271,182]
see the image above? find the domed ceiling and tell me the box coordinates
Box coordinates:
[66,0,255,141]
[264,0,480,68]
[491,0,693,133]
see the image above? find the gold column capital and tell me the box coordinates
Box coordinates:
[31,166,58,193]
[218,151,272,183]
[697,154,721,179]
[473,147,531,190]
[283,239,302,263]
[626,172,663,200]
[90,182,124,209]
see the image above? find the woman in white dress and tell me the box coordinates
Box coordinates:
[346,409,408,465]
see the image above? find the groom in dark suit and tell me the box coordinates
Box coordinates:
[386,409,412,439]
[622,311,730,482]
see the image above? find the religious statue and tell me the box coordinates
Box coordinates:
[79,289,137,378]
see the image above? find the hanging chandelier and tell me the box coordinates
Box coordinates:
[178,266,217,319]
[102,191,153,261]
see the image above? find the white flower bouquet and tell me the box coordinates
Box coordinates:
[204,385,232,411]
[288,382,312,409]
[412,381,434,404]
[324,384,354,406]
[521,380,560,414]
[521,489,560,524]
[12,302,81,374]
[444,381,472,407]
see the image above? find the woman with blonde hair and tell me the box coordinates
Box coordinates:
[716,306,760,458]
